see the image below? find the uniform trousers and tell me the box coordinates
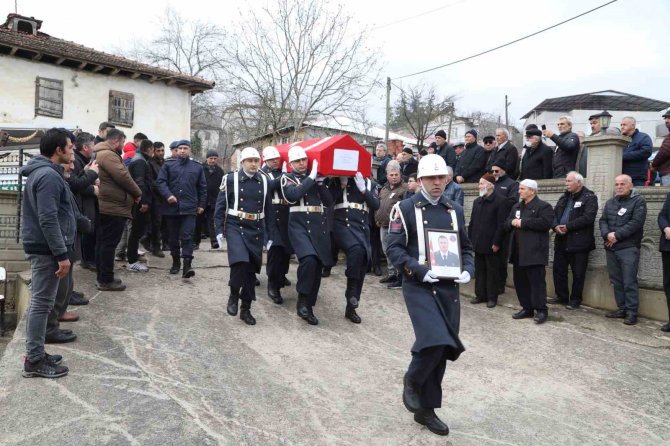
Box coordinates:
[552,247,589,305]
[266,245,291,289]
[230,261,257,304]
[165,215,196,259]
[297,255,323,307]
[406,345,448,409]
[512,264,548,312]
[474,252,502,300]
[344,244,367,281]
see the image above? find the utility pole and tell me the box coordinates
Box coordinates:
[505,95,511,130]
[447,102,454,144]
[385,77,391,147]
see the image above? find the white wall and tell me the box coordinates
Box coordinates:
[0,55,192,142]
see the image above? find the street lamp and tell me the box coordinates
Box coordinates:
[597,110,613,133]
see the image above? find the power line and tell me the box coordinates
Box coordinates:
[369,0,468,31]
[394,0,619,80]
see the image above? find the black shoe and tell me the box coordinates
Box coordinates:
[45,352,63,365]
[345,306,361,324]
[140,238,152,253]
[151,249,165,258]
[268,287,284,305]
[303,307,319,325]
[193,244,200,251]
[227,288,239,316]
[96,281,126,291]
[283,277,291,287]
[413,409,449,436]
[45,330,77,344]
[240,308,256,325]
[23,357,69,378]
[387,280,402,289]
[69,291,89,306]
[566,303,581,310]
[211,242,219,249]
[402,374,421,413]
[182,258,195,278]
[80,261,97,272]
[470,297,486,305]
[512,308,534,319]
[534,311,548,324]
[605,309,626,318]
[623,313,638,325]
[321,267,331,278]
[162,244,170,252]
[379,275,396,284]
[169,256,181,275]
[486,300,497,308]
[548,297,567,305]
[373,265,383,276]
[255,278,260,286]
[661,322,670,332]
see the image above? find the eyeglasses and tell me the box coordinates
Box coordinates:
[484,141,494,144]
[491,169,500,173]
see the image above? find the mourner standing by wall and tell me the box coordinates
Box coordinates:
[657,191,670,332]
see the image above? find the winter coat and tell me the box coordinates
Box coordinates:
[550,131,580,178]
[494,175,519,213]
[375,155,392,186]
[552,186,598,253]
[94,141,142,219]
[622,129,653,183]
[400,158,418,181]
[71,150,98,225]
[651,133,670,177]
[468,192,508,254]
[658,192,670,252]
[443,180,464,207]
[375,181,408,227]
[505,196,553,266]
[157,157,207,216]
[128,151,154,207]
[519,142,553,181]
[20,156,76,261]
[599,190,647,251]
[456,143,487,183]
[436,143,457,169]
[489,141,519,179]
[204,163,225,207]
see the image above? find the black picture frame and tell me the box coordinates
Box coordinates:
[424,228,462,279]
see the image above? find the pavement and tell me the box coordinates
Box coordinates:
[0,248,669,446]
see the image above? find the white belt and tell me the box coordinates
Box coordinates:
[272,198,290,205]
[289,205,323,213]
[334,202,367,212]
[227,209,265,221]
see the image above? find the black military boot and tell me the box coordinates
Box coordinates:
[345,278,359,308]
[402,373,421,413]
[414,408,450,436]
[267,282,284,305]
[169,255,181,274]
[303,306,319,326]
[239,301,256,325]
[182,258,195,278]
[227,287,240,316]
[296,294,309,319]
[345,305,361,324]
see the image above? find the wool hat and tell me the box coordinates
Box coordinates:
[525,124,538,131]
[403,147,414,155]
[481,173,496,185]
[206,149,219,158]
[525,128,542,138]
[520,179,538,190]
[453,142,465,148]
[435,129,447,139]
[465,129,478,139]
[428,142,438,149]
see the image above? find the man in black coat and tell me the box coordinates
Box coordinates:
[468,173,508,307]
[455,129,486,183]
[658,192,670,332]
[482,135,497,173]
[519,128,553,181]
[543,116,580,179]
[505,179,554,324]
[126,139,155,271]
[549,172,598,310]
[492,162,518,293]
[399,147,418,181]
[142,142,165,257]
[196,150,225,249]
[72,133,99,273]
[434,129,456,168]
[491,128,519,179]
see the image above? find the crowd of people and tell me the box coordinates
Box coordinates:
[17,111,670,437]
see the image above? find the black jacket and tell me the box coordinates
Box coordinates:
[71,150,98,224]
[658,192,670,252]
[550,131,580,179]
[599,190,647,251]
[456,143,487,183]
[519,142,553,181]
[203,163,225,207]
[436,143,457,169]
[552,186,598,253]
[128,151,154,207]
[489,142,519,179]
[468,192,508,254]
[494,175,519,213]
[400,157,418,181]
[505,196,553,266]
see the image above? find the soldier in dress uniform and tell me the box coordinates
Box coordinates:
[259,146,292,304]
[281,146,333,325]
[328,172,380,323]
[386,154,474,437]
[214,147,272,325]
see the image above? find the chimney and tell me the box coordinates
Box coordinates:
[3,14,42,36]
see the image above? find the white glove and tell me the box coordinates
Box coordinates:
[216,234,224,249]
[309,160,318,180]
[339,176,348,186]
[354,172,366,192]
[282,161,287,173]
[266,240,273,250]
[454,270,471,284]
[422,270,440,283]
[316,175,326,184]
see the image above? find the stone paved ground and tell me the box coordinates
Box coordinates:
[0,248,669,446]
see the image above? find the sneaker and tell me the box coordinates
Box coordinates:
[127,262,149,273]
[23,357,69,378]
[69,290,89,306]
[45,352,63,365]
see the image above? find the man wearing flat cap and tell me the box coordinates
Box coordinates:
[455,129,486,184]
[519,127,553,181]
[482,135,497,173]
[504,179,554,324]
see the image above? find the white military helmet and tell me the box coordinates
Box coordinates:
[288,146,308,162]
[417,154,449,179]
[239,147,260,162]
[262,146,280,160]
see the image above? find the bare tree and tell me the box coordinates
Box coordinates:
[225,0,381,144]
[391,84,456,149]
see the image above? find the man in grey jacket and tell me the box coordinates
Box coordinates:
[20,128,75,378]
[599,174,647,325]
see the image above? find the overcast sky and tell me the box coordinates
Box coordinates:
[7,0,670,128]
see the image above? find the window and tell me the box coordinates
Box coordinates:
[108,90,134,127]
[280,136,289,144]
[35,77,63,118]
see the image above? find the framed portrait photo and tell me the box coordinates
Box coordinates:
[425,229,462,279]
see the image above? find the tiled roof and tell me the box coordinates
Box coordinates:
[0,16,214,93]
[521,90,670,119]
